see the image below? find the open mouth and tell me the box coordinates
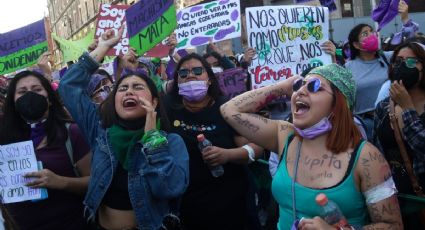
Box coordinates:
[295,101,310,115]
[123,99,138,108]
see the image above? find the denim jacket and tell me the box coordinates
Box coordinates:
[58,53,189,230]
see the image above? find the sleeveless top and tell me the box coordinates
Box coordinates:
[271,134,368,230]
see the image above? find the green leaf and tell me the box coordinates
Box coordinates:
[205,28,218,35]
[205,3,217,9]
[177,38,189,48]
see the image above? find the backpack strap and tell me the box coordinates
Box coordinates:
[65,123,80,177]
[378,51,390,67]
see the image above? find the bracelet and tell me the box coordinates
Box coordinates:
[242,144,255,163]
[141,129,168,149]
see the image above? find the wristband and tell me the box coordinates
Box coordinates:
[242,144,255,163]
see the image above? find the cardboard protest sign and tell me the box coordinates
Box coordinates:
[217,68,247,99]
[175,0,241,49]
[95,4,130,56]
[246,5,331,89]
[144,42,170,58]
[0,141,41,203]
[52,29,95,63]
[0,19,48,75]
[126,0,177,56]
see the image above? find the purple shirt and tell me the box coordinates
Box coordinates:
[6,123,91,230]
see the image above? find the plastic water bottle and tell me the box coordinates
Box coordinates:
[197,134,224,177]
[315,193,348,227]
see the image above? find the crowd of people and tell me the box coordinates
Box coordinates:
[0,1,424,230]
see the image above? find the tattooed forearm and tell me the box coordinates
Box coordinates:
[232,114,260,133]
[246,114,269,124]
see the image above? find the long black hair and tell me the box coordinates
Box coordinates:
[0,71,72,145]
[348,23,374,60]
[170,53,222,102]
[99,71,170,131]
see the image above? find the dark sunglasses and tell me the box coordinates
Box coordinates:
[178,67,204,78]
[292,78,332,94]
[393,57,419,68]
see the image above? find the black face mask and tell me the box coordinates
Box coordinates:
[392,62,421,90]
[15,91,48,122]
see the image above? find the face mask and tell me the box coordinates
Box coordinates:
[293,115,332,139]
[178,81,208,102]
[361,34,379,52]
[392,62,420,90]
[15,91,48,122]
[211,67,224,74]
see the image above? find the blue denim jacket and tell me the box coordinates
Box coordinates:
[58,53,189,230]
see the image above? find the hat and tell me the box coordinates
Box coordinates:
[309,64,356,109]
[87,74,107,96]
[137,57,156,75]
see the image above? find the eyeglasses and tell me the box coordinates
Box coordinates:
[92,85,113,96]
[292,78,332,94]
[393,57,419,68]
[178,67,204,78]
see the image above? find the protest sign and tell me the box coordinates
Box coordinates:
[0,19,48,75]
[217,68,247,99]
[52,29,95,63]
[95,4,130,56]
[175,0,241,49]
[0,141,41,203]
[126,0,177,56]
[246,5,331,88]
[295,0,337,11]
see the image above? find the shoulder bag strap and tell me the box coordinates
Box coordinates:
[389,100,424,196]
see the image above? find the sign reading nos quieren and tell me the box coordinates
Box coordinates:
[246,5,331,88]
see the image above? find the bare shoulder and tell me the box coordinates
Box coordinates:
[276,120,294,157]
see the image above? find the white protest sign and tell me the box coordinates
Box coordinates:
[0,141,41,203]
[246,5,331,89]
[175,0,241,49]
[95,4,130,56]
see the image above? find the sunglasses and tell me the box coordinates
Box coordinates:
[393,57,419,68]
[292,78,332,94]
[178,67,204,78]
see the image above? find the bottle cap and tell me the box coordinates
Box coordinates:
[315,193,328,206]
[197,134,205,142]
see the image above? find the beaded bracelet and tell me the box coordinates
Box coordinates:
[141,129,168,150]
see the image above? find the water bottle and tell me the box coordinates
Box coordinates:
[197,134,224,177]
[315,193,348,227]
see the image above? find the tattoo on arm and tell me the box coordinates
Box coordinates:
[231,114,260,133]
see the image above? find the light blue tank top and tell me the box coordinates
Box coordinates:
[271,134,368,230]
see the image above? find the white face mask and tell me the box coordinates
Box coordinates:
[211,67,224,74]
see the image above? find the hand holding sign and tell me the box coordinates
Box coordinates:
[25,169,65,190]
[37,51,52,78]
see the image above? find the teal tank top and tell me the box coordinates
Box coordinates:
[271,134,368,230]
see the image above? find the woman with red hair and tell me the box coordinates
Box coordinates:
[221,64,402,230]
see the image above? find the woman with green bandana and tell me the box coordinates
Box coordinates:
[221,64,402,230]
[58,29,189,230]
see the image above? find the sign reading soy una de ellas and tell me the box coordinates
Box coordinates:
[176,0,241,49]
[0,141,41,203]
[126,0,177,56]
[95,4,130,56]
[246,6,331,88]
[0,19,48,75]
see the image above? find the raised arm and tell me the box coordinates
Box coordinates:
[357,143,403,230]
[220,78,297,153]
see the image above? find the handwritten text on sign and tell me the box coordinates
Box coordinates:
[126,0,177,56]
[217,68,247,99]
[0,141,41,203]
[246,6,331,88]
[176,0,241,49]
[95,4,130,56]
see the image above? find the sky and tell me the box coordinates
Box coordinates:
[0,0,48,33]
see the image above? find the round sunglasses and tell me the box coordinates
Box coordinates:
[178,67,204,78]
[393,57,420,69]
[292,78,332,94]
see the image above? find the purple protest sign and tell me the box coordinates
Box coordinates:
[0,19,46,57]
[126,0,174,38]
[217,68,247,99]
[294,0,314,3]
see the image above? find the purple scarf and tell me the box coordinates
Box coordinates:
[30,121,47,149]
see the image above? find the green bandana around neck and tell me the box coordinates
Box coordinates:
[108,124,144,170]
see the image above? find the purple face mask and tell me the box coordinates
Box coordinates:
[178,80,208,102]
[361,34,379,52]
[294,116,332,139]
